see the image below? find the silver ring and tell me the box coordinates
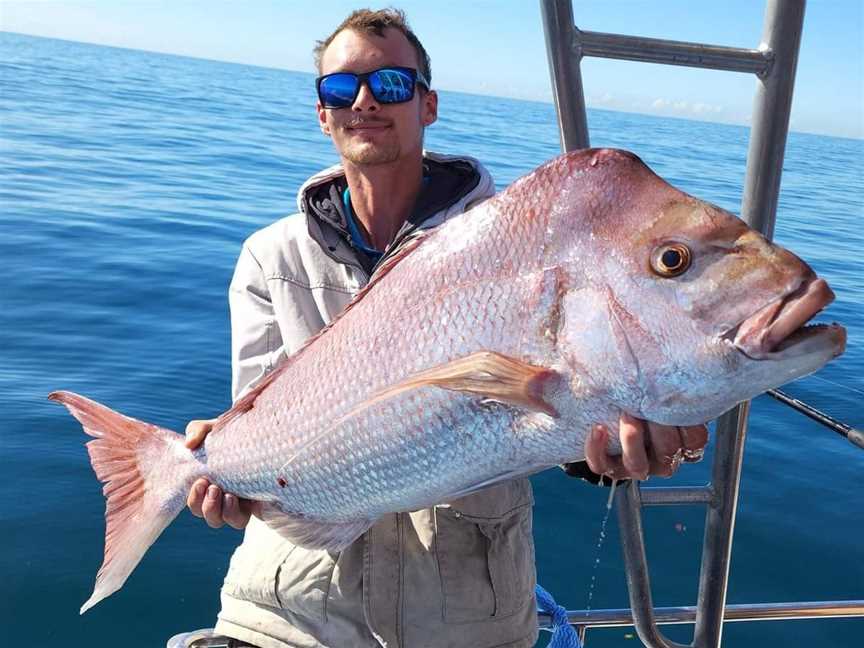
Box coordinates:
[683,447,705,463]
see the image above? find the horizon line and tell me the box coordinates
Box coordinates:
[2,29,861,142]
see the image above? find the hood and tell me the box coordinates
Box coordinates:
[296,152,495,276]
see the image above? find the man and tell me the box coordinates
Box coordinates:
[184,9,708,648]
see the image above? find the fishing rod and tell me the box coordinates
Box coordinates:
[766,388,864,451]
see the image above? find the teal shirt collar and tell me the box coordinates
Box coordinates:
[342,187,384,262]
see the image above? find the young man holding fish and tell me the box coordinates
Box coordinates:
[179,9,708,648]
[49,4,846,643]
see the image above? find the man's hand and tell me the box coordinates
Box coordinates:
[185,419,260,529]
[585,412,708,481]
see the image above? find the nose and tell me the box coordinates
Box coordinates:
[352,80,380,112]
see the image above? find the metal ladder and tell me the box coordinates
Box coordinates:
[537,1,864,646]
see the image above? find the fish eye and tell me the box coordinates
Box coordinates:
[651,243,692,277]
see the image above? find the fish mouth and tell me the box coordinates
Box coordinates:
[726,278,846,360]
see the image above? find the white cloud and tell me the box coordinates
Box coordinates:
[649,97,727,118]
[586,91,616,108]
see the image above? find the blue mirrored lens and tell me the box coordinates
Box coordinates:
[369,68,415,104]
[320,73,359,107]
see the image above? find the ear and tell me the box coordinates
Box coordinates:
[317,101,331,136]
[421,89,438,127]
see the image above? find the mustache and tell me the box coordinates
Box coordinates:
[345,117,391,128]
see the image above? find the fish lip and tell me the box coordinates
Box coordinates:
[763,322,847,359]
[725,278,842,360]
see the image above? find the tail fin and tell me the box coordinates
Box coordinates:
[48,390,200,614]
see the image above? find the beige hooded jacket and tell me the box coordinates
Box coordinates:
[213,152,539,648]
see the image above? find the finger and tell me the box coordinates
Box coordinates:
[249,501,264,519]
[185,419,215,450]
[647,421,683,477]
[584,424,610,476]
[187,478,209,517]
[599,454,634,481]
[222,494,252,530]
[201,484,225,528]
[680,424,709,462]
[619,413,649,480]
[680,424,708,449]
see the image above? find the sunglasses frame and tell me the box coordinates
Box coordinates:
[316,66,431,109]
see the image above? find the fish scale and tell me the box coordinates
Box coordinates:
[50,148,846,612]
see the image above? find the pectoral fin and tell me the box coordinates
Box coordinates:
[372,351,559,417]
[275,351,559,479]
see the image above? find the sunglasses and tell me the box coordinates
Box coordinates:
[316,66,430,109]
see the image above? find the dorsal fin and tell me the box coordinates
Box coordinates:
[211,231,430,433]
[211,363,285,432]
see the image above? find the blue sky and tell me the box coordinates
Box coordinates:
[1,0,862,138]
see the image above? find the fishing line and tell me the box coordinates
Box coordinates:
[805,374,864,398]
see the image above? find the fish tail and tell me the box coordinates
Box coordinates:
[48,390,200,614]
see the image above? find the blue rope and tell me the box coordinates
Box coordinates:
[536,584,582,648]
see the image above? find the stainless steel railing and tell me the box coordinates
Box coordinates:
[539,1,863,647]
[538,600,864,631]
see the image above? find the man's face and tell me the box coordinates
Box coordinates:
[317,28,437,166]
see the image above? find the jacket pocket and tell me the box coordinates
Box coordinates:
[273,544,339,623]
[222,522,294,610]
[435,479,535,623]
[221,521,338,623]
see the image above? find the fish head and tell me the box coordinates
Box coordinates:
[545,149,846,424]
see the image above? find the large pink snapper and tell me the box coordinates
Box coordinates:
[50,149,845,613]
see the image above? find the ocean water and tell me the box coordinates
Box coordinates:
[1,32,861,648]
